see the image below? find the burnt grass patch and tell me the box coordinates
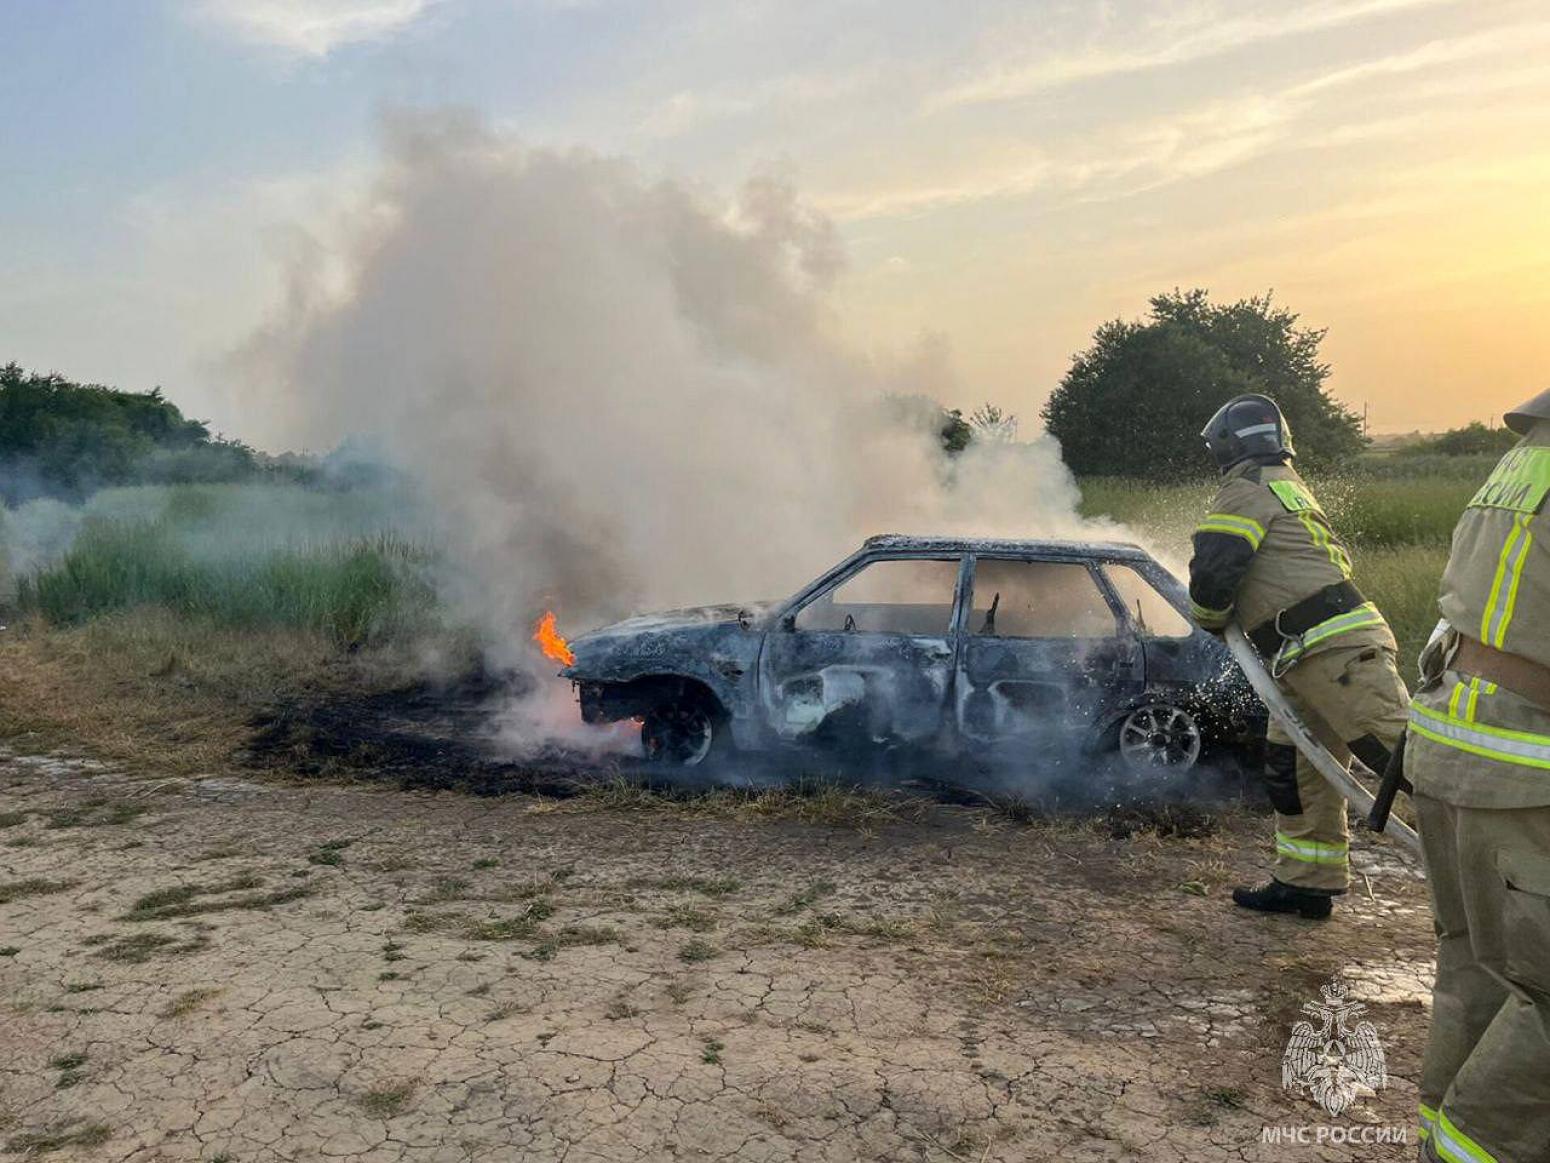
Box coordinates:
[243,666,1256,824]
[245,669,613,795]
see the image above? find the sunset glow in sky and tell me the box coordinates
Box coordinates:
[3,0,1548,439]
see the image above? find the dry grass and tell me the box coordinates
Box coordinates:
[357,1081,417,1119]
[122,876,308,922]
[0,878,75,905]
[678,938,718,963]
[575,778,927,830]
[93,930,210,963]
[0,609,462,777]
[4,1120,112,1154]
[0,611,339,774]
[160,988,223,1018]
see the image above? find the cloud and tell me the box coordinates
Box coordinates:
[195,0,438,57]
[928,0,1455,109]
[818,94,1290,221]
[826,15,1550,222]
[636,65,886,141]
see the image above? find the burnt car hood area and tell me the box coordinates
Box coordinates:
[561,536,1261,786]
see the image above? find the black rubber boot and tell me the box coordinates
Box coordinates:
[1232,879,1333,920]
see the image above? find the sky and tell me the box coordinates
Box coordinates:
[3,0,1548,445]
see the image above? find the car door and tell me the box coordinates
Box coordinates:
[954,556,1143,747]
[758,554,965,747]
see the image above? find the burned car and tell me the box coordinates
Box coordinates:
[561,535,1258,775]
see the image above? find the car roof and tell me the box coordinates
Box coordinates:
[861,533,1152,561]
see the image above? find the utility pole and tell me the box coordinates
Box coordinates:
[1363,402,1370,439]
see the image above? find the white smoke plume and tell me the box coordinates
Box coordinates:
[237,112,1111,688]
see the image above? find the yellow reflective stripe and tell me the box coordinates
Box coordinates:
[1466,678,1483,724]
[1297,512,1351,576]
[1496,515,1534,646]
[1275,832,1349,865]
[1302,603,1383,646]
[1279,603,1386,666]
[1481,514,1532,647]
[1409,701,1550,771]
[1449,681,1467,720]
[1189,600,1231,627]
[1434,1110,1498,1163]
[1197,513,1265,549]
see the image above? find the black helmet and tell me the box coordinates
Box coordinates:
[1201,394,1295,473]
[1505,389,1550,436]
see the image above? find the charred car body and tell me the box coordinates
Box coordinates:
[561,535,1259,776]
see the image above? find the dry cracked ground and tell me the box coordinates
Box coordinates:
[0,749,1436,1162]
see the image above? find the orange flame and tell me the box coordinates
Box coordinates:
[533,610,575,667]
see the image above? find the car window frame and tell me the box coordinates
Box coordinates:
[778,551,970,640]
[960,553,1130,641]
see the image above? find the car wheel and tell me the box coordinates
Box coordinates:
[640,699,722,766]
[1118,702,1203,774]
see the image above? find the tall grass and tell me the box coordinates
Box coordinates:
[1357,544,1450,669]
[17,516,436,646]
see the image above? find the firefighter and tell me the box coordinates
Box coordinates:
[1189,394,1409,919]
[1410,390,1550,1163]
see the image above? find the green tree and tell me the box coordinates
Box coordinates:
[0,363,260,503]
[1399,421,1518,458]
[1041,290,1366,479]
[938,408,972,455]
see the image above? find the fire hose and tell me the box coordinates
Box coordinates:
[1224,625,1422,859]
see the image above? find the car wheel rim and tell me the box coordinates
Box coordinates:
[1119,704,1202,772]
[643,706,715,766]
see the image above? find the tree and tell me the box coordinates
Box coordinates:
[938,408,972,455]
[1399,422,1517,458]
[1041,290,1366,479]
[0,362,261,504]
[969,403,1018,443]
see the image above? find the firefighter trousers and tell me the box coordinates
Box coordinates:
[1416,793,1550,1163]
[1263,644,1409,893]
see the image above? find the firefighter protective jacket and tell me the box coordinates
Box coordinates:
[1188,460,1395,666]
[1409,422,1550,808]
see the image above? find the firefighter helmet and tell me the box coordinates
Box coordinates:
[1505,389,1550,436]
[1201,394,1295,473]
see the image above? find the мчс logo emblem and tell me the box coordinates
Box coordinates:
[1282,977,1387,1116]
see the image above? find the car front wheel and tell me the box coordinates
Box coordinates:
[640,699,724,766]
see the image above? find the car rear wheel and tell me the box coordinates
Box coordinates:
[1118,702,1203,774]
[640,699,723,766]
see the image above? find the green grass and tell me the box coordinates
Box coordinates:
[19,517,436,647]
[1353,544,1450,669]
